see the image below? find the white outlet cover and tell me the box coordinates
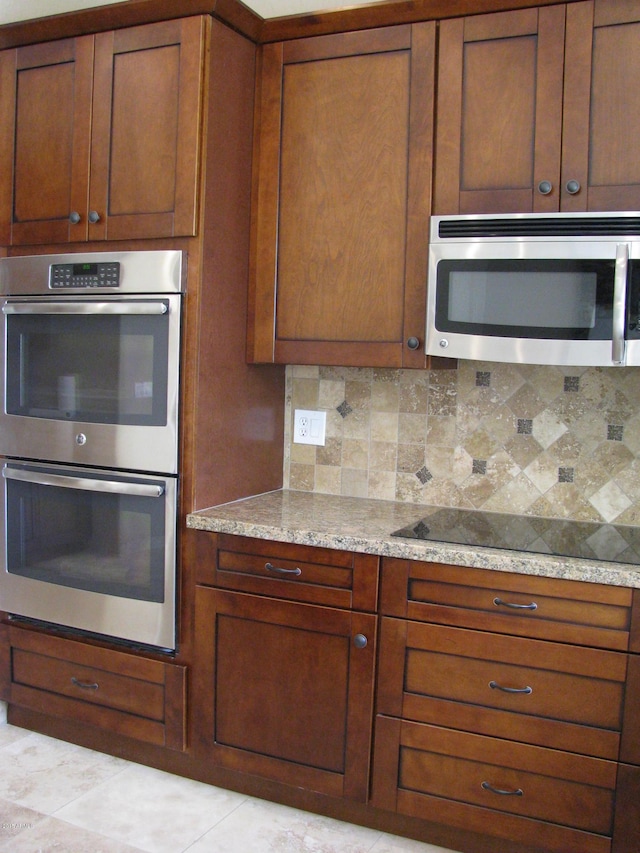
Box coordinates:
[293,409,326,445]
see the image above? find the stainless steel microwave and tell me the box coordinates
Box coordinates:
[426,213,640,367]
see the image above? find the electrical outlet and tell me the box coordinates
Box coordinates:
[293,409,326,445]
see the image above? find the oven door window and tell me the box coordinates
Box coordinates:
[434,259,621,339]
[5,467,167,603]
[5,301,170,425]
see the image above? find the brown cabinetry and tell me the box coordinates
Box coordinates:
[191,533,378,799]
[372,557,635,853]
[0,16,205,245]
[248,24,436,368]
[3,623,187,749]
[434,0,640,214]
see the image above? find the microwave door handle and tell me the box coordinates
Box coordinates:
[2,467,164,498]
[2,302,169,316]
[612,243,629,365]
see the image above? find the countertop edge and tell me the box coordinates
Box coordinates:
[186,492,640,590]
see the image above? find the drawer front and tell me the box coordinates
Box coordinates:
[7,625,186,749]
[380,557,632,649]
[193,532,379,611]
[377,618,626,758]
[372,716,615,853]
[12,648,165,719]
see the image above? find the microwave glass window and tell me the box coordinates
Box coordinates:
[436,260,616,339]
[448,271,597,328]
[5,471,166,602]
[5,308,169,425]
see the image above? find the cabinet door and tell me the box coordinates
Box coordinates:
[89,17,205,241]
[0,37,94,245]
[249,24,435,368]
[193,586,376,800]
[434,6,566,214]
[562,0,640,211]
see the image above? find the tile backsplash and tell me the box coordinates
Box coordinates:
[284,362,640,524]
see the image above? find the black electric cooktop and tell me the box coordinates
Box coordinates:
[391,507,640,567]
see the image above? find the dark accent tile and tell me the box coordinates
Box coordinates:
[558,467,574,483]
[517,418,533,435]
[416,466,433,484]
[337,400,353,418]
[475,371,491,387]
[472,459,487,475]
[607,424,624,441]
[564,376,580,392]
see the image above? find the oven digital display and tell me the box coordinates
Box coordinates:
[73,262,98,275]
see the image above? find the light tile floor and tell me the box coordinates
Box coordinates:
[0,710,457,853]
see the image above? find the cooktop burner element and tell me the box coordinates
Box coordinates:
[391,507,640,566]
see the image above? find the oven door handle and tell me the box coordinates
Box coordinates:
[2,467,164,497]
[2,301,169,315]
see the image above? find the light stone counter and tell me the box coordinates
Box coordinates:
[186,489,640,590]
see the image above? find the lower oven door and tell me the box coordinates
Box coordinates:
[0,460,177,650]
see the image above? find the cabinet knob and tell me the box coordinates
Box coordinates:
[69,211,82,224]
[353,633,368,649]
[406,336,420,351]
[537,180,553,195]
[88,210,101,224]
[565,179,581,195]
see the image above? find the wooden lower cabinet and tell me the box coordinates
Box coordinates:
[372,557,639,853]
[3,623,186,750]
[192,585,376,800]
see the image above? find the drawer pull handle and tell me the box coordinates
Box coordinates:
[493,597,537,611]
[481,781,523,797]
[71,676,99,691]
[265,562,301,577]
[489,680,532,695]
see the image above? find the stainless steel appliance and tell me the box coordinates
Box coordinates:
[0,251,182,474]
[0,250,183,649]
[426,212,640,367]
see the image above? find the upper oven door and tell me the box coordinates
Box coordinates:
[0,295,181,473]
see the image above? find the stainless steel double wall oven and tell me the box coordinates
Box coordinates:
[0,250,183,650]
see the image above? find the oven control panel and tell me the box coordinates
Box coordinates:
[49,262,120,289]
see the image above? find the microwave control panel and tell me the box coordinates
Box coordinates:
[49,262,120,289]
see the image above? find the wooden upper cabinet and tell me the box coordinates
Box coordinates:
[248,24,436,367]
[434,6,565,214]
[434,0,640,215]
[0,16,206,246]
[562,0,640,212]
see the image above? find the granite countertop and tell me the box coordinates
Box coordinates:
[186,490,640,589]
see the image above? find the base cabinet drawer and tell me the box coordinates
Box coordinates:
[6,625,186,750]
[378,617,626,758]
[372,716,615,853]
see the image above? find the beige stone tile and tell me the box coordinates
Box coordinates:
[371,380,399,412]
[291,365,320,380]
[319,379,346,408]
[289,463,314,491]
[342,438,369,469]
[398,412,426,444]
[0,731,128,814]
[0,815,144,852]
[399,380,429,414]
[342,408,371,440]
[370,440,397,471]
[291,378,320,409]
[187,795,381,853]
[368,470,397,501]
[315,465,342,495]
[316,436,342,467]
[397,444,426,474]
[370,411,398,443]
[55,763,247,853]
[341,468,368,498]
[345,379,371,411]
